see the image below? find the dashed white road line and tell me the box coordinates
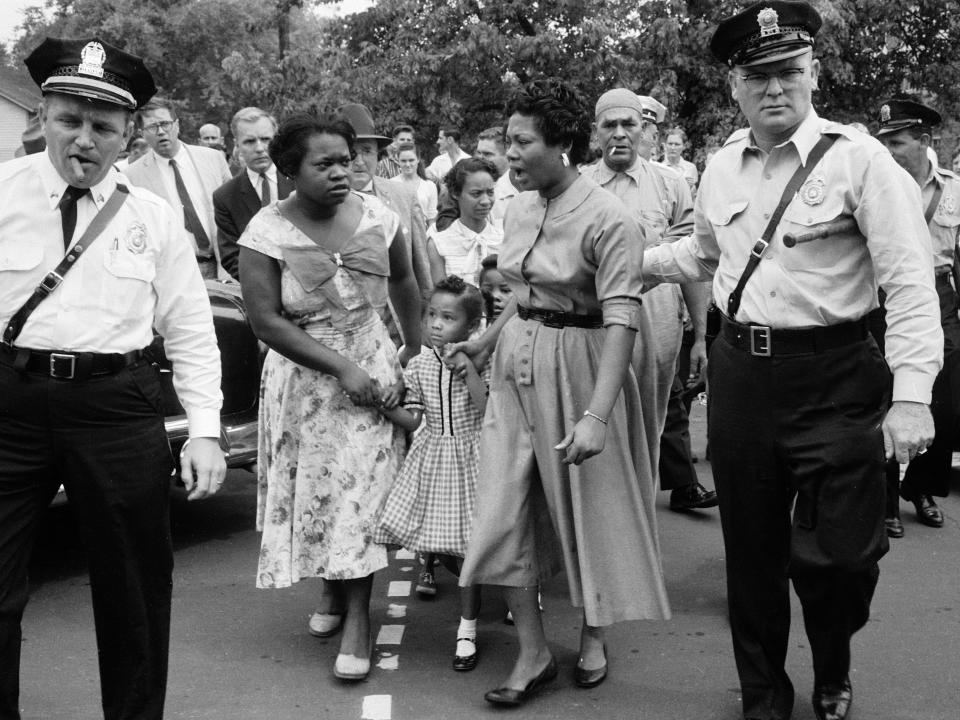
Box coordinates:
[386,603,407,618]
[361,694,392,720]
[394,549,416,560]
[376,624,405,645]
[387,580,411,597]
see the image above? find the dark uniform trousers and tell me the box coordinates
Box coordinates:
[0,361,174,720]
[707,332,889,720]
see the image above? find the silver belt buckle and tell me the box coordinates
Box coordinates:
[50,352,76,379]
[749,326,772,357]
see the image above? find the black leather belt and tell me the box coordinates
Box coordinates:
[0,343,147,380]
[517,305,604,329]
[720,317,869,357]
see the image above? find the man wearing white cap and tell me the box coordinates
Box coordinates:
[582,88,716,512]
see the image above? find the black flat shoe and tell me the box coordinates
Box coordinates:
[913,495,944,527]
[574,644,608,688]
[484,657,558,706]
[453,637,477,672]
[669,482,719,512]
[884,516,904,538]
[812,675,852,720]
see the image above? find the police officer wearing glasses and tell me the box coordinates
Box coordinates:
[0,38,224,720]
[642,3,941,720]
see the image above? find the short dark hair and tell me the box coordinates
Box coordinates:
[392,124,414,138]
[432,275,484,326]
[443,157,500,197]
[135,96,177,128]
[508,79,592,165]
[441,126,462,144]
[269,114,356,179]
[476,126,506,153]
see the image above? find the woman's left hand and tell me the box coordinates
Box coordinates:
[555,416,607,466]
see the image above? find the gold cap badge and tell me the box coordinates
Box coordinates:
[880,104,891,123]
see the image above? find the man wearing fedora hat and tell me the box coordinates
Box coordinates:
[877,98,960,535]
[337,103,433,303]
[642,3,941,719]
[0,37,224,720]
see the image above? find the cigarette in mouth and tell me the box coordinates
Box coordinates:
[608,146,617,156]
[70,157,85,179]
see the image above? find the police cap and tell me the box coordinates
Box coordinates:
[876,99,941,136]
[637,96,667,124]
[710,1,822,67]
[25,37,156,110]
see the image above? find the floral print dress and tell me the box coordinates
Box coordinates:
[238,194,406,588]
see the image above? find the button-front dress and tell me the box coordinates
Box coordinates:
[239,194,406,588]
[459,175,671,626]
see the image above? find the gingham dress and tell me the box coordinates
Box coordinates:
[375,347,490,556]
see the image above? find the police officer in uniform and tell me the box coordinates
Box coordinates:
[0,38,225,720]
[876,99,960,534]
[642,3,941,720]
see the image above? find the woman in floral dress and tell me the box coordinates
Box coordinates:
[238,115,421,680]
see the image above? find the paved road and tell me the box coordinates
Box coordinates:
[18,405,960,719]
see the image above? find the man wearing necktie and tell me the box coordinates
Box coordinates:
[124,97,231,280]
[213,107,294,282]
[0,37,224,720]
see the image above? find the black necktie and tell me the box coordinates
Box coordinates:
[260,173,271,207]
[58,186,89,250]
[169,158,211,253]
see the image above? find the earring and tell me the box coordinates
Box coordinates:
[561,152,570,167]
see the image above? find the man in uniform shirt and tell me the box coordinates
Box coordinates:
[581,88,717,512]
[214,107,293,281]
[642,4,941,720]
[877,99,960,534]
[124,97,232,280]
[0,38,225,720]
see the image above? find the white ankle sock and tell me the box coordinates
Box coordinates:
[457,617,477,639]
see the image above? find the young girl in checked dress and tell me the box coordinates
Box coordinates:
[374,276,490,671]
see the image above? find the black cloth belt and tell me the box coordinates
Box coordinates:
[720,316,869,357]
[0,343,148,380]
[517,305,604,329]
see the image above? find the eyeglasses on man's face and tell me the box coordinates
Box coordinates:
[736,67,808,92]
[143,120,177,135]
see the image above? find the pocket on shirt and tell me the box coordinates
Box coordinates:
[104,247,156,283]
[780,196,856,269]
[781,194,845,229]
[0,242,43,272]
[705,199,749,228]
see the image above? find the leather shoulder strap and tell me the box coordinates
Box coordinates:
[3,184,130,345]
[726,134,839,320]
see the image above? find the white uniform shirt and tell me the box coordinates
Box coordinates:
[0,152,222,437]
[643,110,942,404]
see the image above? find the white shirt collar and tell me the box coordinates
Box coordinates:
[246,164,277,187]
[39,150,118,210]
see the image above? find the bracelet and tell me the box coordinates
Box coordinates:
[583,410,607,425]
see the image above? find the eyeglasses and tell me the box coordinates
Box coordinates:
[736,67,808,92]
[142,120,177,135]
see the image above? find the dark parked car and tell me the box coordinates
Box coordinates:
[161,280,261,471]
[53,280,261,504]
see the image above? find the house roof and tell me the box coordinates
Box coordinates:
[0,64,42,112]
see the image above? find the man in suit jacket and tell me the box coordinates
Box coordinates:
[124,97,231,279]
[213,107,293,281]
[337,103,433,304]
